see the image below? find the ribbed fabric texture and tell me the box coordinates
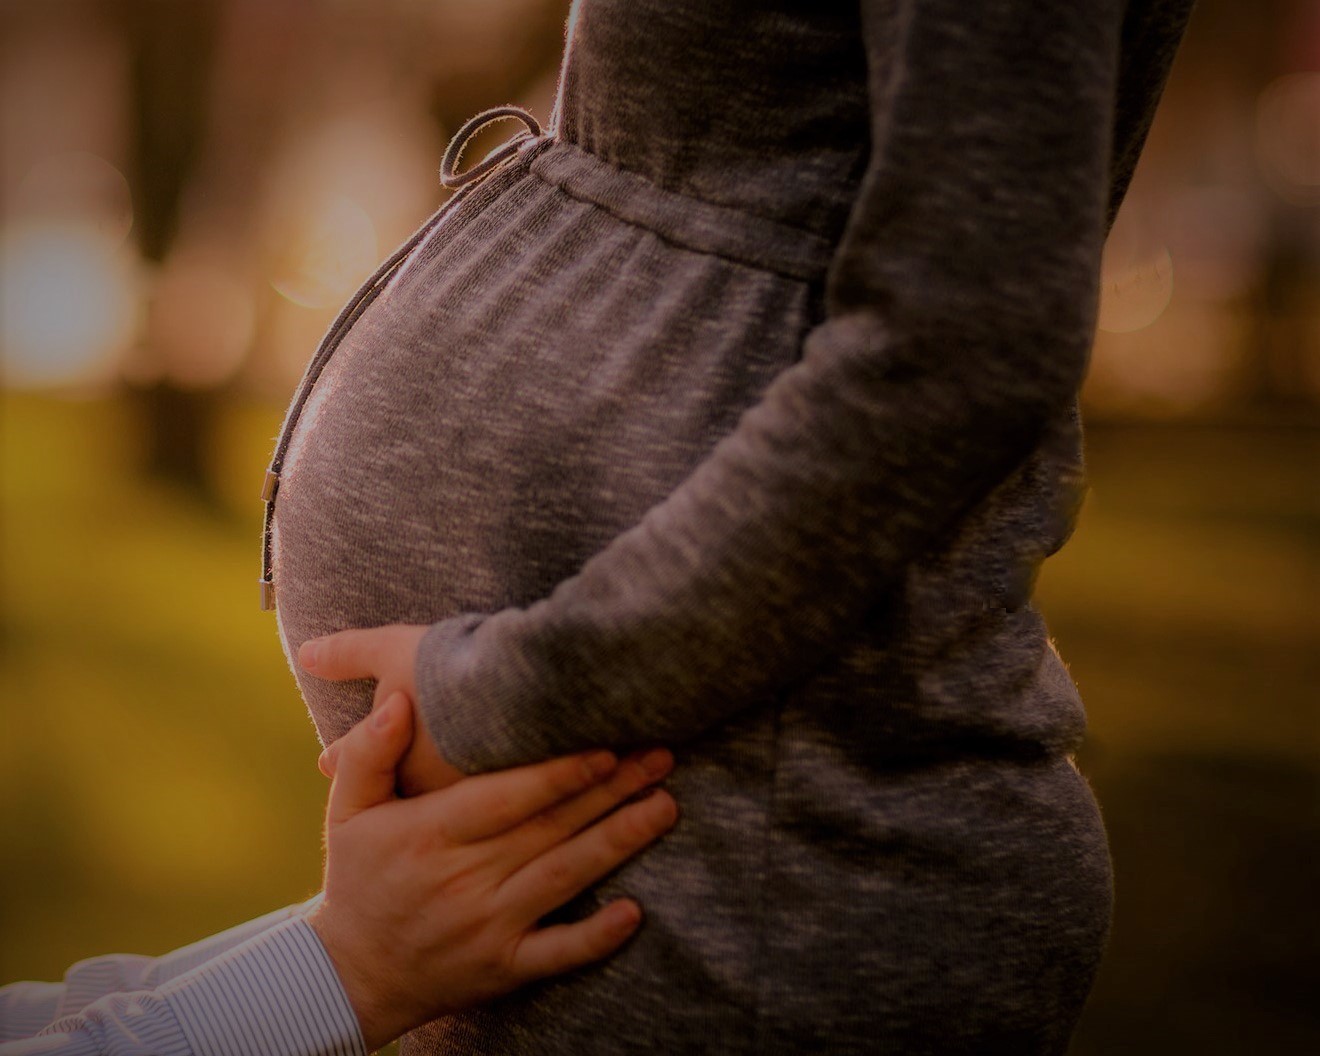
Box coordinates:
[272,1,1197,1052]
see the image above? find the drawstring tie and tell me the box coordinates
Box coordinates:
[440,105,542,188]
[258,104,544,610]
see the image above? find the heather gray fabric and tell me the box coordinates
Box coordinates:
[271,1,1195,1051]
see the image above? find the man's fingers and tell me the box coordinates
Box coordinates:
[325,693,414,824]
[500,789,678,920]
[432,750,623,844]
[299,627,385,680]
[508,899,643,983]
[489,748,674,868]
[506,897,641,982]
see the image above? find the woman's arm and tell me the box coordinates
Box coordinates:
[304,0,1194,772]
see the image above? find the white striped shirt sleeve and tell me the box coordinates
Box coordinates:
[0,898,324,1041]
[0,918,367,1056]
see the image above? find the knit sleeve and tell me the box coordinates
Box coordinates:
[416,0,1133,770]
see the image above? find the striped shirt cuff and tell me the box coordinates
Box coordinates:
[162,918,367,1056]
[52,898,322,1023]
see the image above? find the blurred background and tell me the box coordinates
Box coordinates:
[0,0,1316,1051]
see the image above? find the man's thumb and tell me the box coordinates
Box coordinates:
[326,692,414,824]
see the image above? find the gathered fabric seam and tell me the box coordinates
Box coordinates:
[523,139,832,283]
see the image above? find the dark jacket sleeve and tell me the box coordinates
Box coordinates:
[415,0,1146,771]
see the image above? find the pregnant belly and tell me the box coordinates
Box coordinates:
[270,154,817,744]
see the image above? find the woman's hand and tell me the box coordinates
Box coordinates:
[299,624,457,794]
[309,691,677,1052]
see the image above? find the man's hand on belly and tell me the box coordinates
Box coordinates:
[301,624,460,795]
[310,692,676,1050]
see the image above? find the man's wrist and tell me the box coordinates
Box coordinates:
[160,916,367,1056]
[307,904,409,1052]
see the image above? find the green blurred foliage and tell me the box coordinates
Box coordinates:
[1,392,325,978]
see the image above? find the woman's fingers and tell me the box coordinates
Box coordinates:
[508,899,643,983]
[299,628,380,679]
[499,788,678,921]
[318,740,341,778]
[431,750,621,844]
[299,624,426,681]
[325,693,414,825]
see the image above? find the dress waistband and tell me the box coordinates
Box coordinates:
[441,103,836,281]
[523,137,836,282]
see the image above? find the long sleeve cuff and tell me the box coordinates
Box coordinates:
[162,918,366,1056]
[0,899,324,1044]
[54,899,321,1023]
[0,918,365,1056]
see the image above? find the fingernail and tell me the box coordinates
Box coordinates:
[639,748,673,778]
[373,695,400,729]
[585,751,617,779]
[654,791,679,826]
[298,640,321,670]
[610,900,642,934]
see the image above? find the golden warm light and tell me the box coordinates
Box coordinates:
[1098,245,1175,334]
[1097,197,1175,335]
[0,2,1314,1050]
[1256,72,1320,205]
[148,255,255,389]
[269,193,378,310]
[17,151,134,248]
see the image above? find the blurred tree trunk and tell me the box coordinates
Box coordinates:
[108,0,572,497]
[1244,206,1320,412]
[115,0,219,497]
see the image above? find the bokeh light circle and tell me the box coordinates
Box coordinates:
[17,152,134,249]
[0,222,141,387]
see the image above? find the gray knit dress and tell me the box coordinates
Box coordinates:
[268,1,1196,1052]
